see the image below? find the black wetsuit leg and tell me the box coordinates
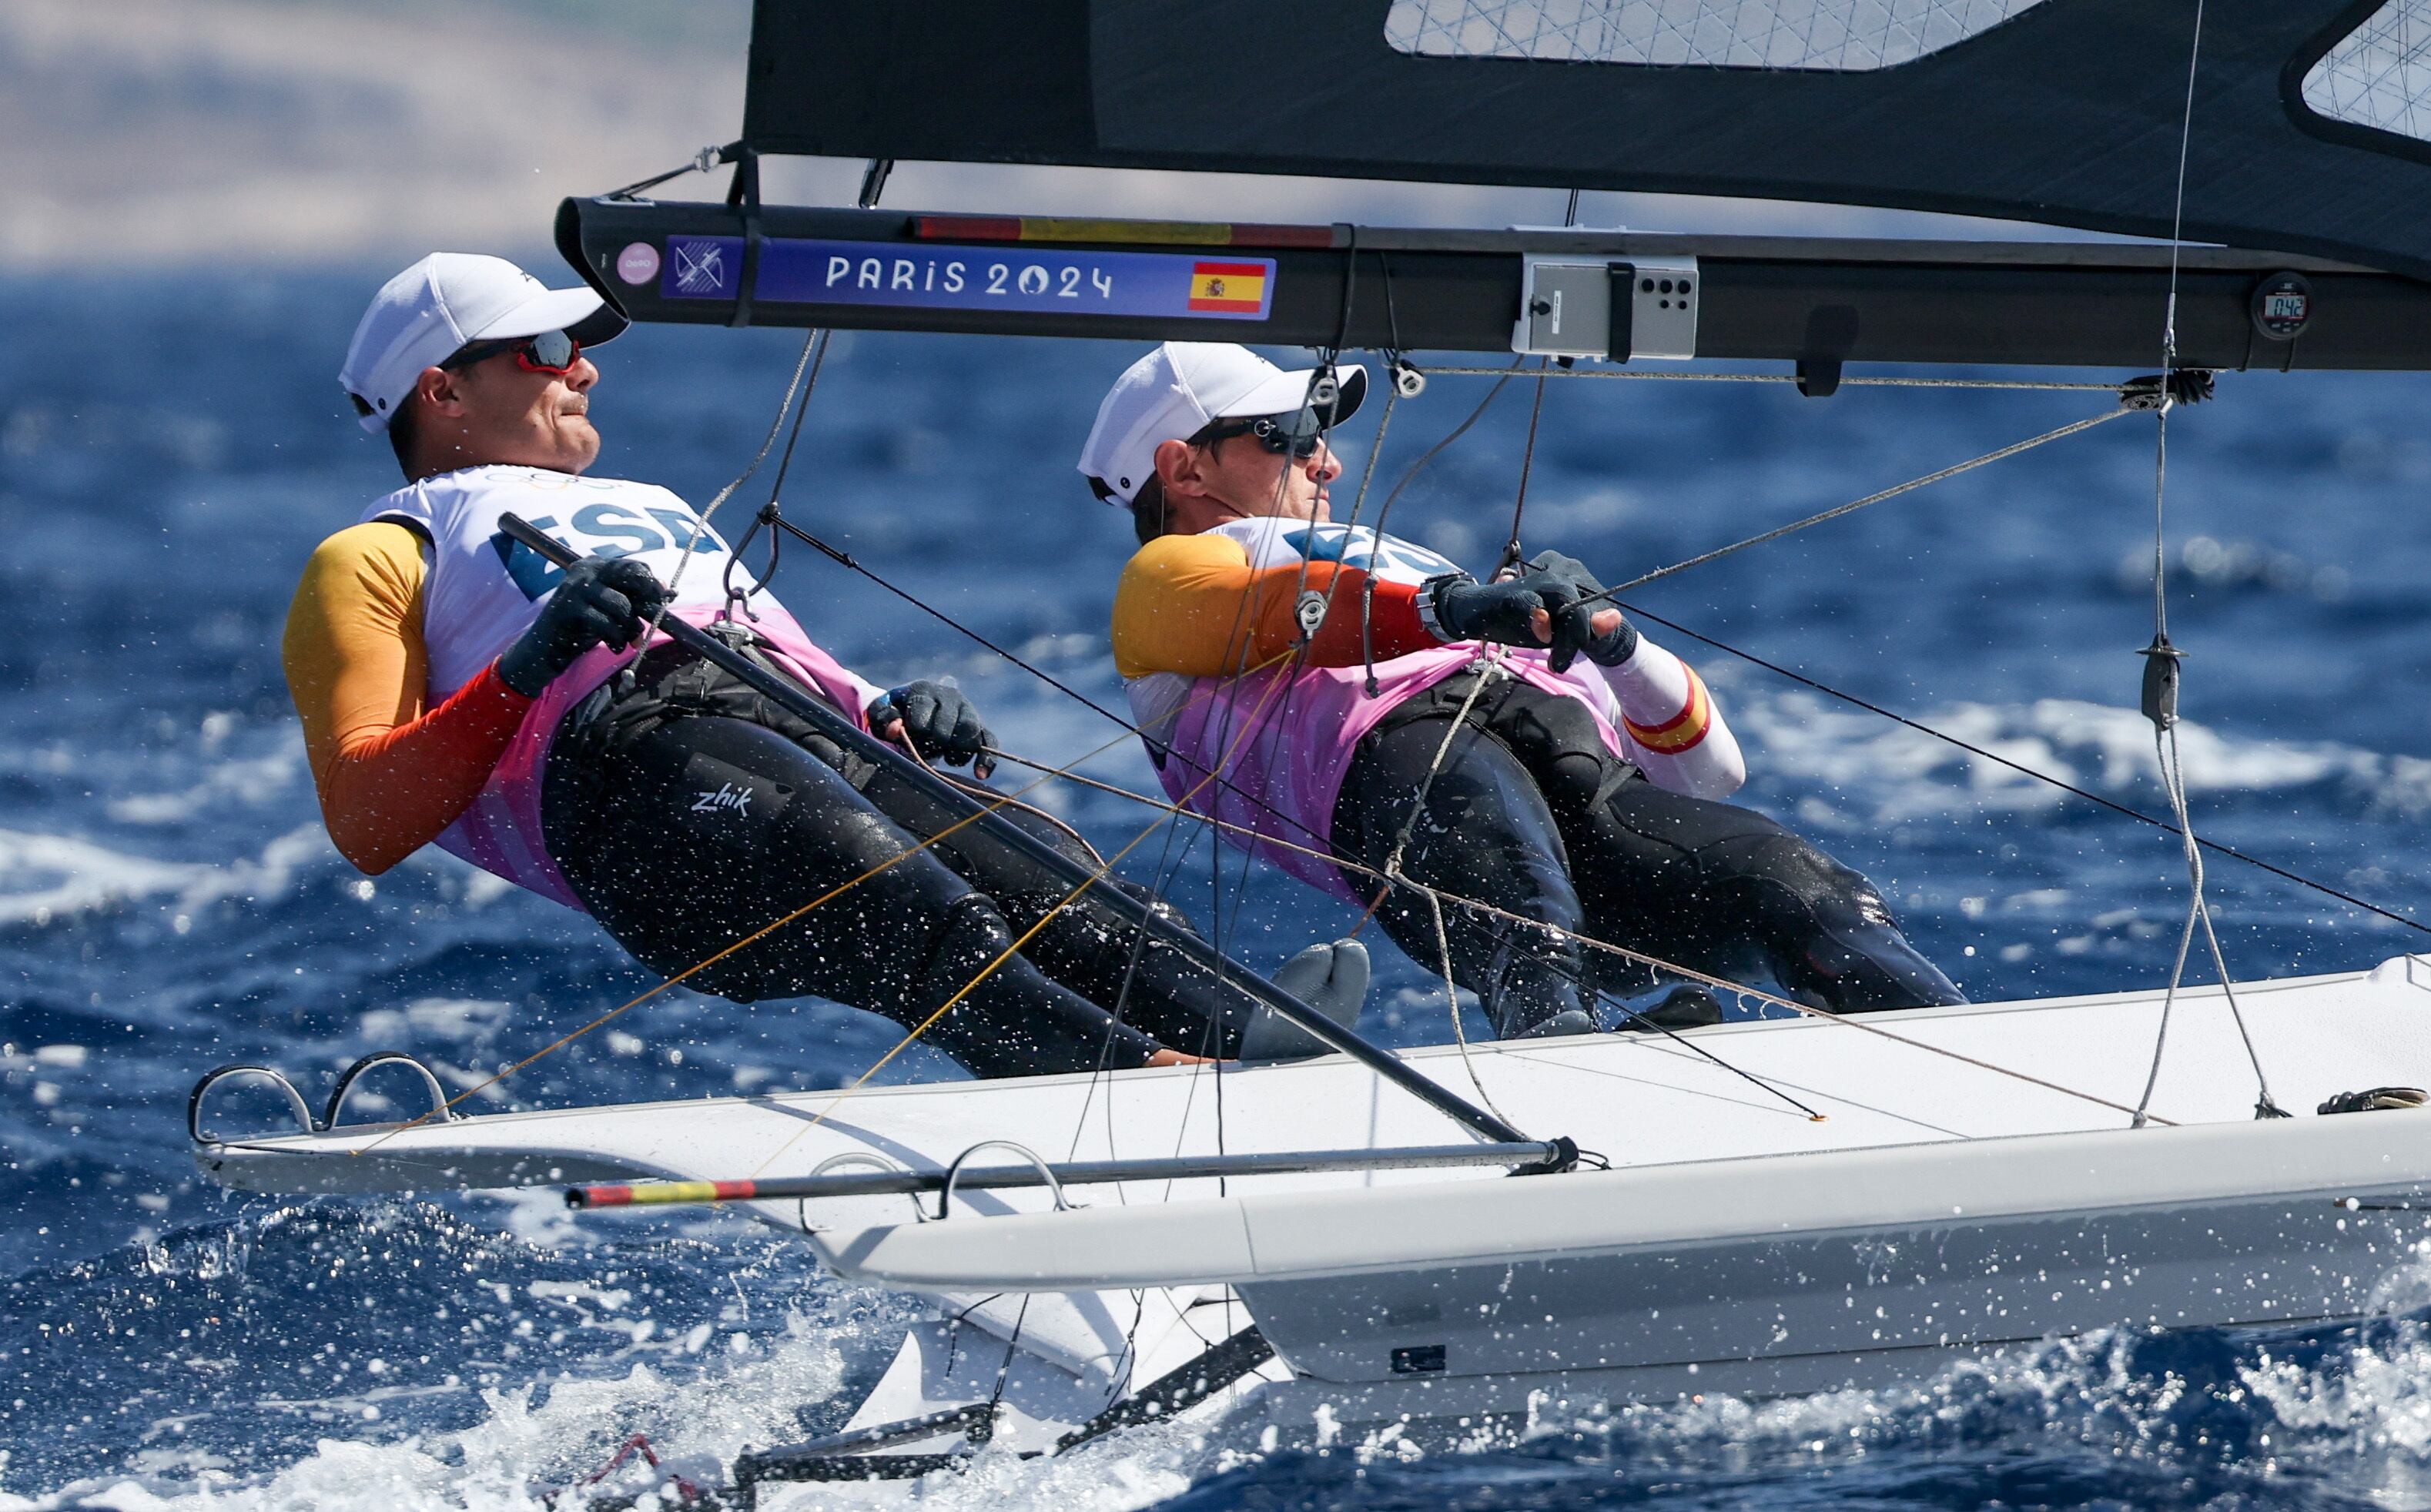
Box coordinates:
[1336,674,1963,1024]
[844,758,1262,1059]
[1331,704,1596,1038]
[541,641,1261,1075]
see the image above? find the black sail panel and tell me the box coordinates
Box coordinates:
[742,0,2431,280]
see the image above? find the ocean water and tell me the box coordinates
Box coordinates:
[5,266,2431,1508]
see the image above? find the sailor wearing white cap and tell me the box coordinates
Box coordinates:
[280,259,1336,1079]
[1088,342,1964,1038]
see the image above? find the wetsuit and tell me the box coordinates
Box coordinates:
[1110,516,1961,1034]
[285,465,1256,1077]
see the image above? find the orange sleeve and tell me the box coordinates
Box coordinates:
[1110,532,1435,680]
[282,523,533,875]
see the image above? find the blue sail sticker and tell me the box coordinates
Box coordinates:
[659,236,1276,321]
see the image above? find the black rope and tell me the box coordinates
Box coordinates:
[1362,360,1525,693]
[1615,600,2431,938]
[1500,359,1552,574]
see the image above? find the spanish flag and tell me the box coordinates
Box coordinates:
[1189,260,1269,314]
[1623,666,1714,755]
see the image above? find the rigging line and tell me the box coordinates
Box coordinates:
[1418,366,2125,392]
[601,142,732,201]
[2133,0,2282,1123]
[769,502,1381,894]
[750,656,1311,1173]
[1572,406,2135,610]
[349,730,1142,1155]
[1348,376,1404,685]
[768,516,1130,731]
[1485,189,1579,575]
[994,750,1830,1122]
[1610,599,2431,936]
[659,329,823,600]
[1502,358,1552,573]
[666,159,888,600]
[753,795,1184,1172]
[1066,815,1210,1166]
[1364,360,1527,693]
[1425,883,1520,1130]
[1191,340,1381,1164]
[976,743,2161,1125]
[1196,335,1393,998]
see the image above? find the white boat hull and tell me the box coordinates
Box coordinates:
[196,956,2431,1443]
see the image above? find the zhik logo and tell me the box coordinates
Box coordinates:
[690,783,754,817]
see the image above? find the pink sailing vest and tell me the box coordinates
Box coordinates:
[1133,520,1632,903]
[364,466,872,909]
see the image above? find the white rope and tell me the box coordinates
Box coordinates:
[2129,0,2283,1126]
[1425,886,1520,1130]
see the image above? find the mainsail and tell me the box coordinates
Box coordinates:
[554,1,2431,369]
[740,0,2431,280]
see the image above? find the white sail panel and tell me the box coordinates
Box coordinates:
[2303,0,2431,142]
[1383,0,2047,72]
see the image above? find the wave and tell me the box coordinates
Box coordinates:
[0,824,330,928]
[20,1214,2431,1510]
[1735,691,2431,824]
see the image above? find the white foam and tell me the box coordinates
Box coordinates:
[105,740,303,826]
[1736,692,2431,822]
[18,1307,861,1511]
[0,824,331,926]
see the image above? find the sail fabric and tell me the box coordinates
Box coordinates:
[2304,0,2431,142]
[742,0,2431,280]
[1382,0,2045,72]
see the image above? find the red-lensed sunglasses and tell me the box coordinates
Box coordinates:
[441,329,581,376]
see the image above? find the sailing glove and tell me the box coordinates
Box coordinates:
[872,680,996,777]
[497,555,669,697]
[1421,570,1575,653]
[1525,550,1639,671]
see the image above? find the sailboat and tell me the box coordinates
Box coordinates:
[187,0,2431,1493]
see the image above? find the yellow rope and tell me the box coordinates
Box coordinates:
[355,647,1308,1155]
[350,732,1133,1153]
[746,651,1308,1172]
[983,746,2178,1127]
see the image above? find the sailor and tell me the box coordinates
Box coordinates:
[286,256,1359,1080]
[1083,342,1964,1036]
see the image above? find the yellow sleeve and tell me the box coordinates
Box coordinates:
[283,524,537,875]
[1110,531,1441,678]
[1110,533,1272,679]
[283,521,430,785]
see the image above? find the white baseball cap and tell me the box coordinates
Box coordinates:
[1078,342,1366,506]
[340,253,628,433]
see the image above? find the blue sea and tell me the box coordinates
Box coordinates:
[6,266,2431,1509]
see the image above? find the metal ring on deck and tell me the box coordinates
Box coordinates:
[188,1065,318,1145]
[802,1150,923,1232]
[937,1139,1069,1220]
[323,1052,456,1132]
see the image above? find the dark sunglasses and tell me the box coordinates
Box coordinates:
[441,329,581,376]
[1190,406,1330,460]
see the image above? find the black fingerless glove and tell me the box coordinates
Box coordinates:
[870,679,997,776]
[1421,572,1564,650]
[1526,550,1639,671]
[496,555,669,697]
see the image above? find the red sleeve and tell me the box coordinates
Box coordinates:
[316,664,534,874]
[1299,572,1433,667]
[1111,532,1438,678]
[283,524,535,875]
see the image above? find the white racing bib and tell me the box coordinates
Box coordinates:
[361,465,756,698]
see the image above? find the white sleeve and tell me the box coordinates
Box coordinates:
[1575,634,1746,799]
